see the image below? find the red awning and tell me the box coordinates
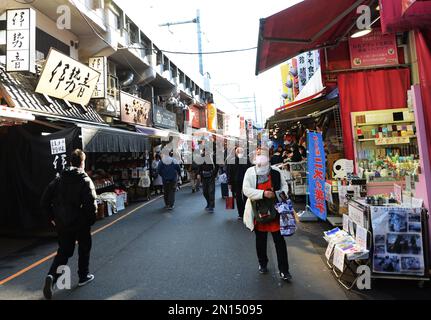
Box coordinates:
[380,0,431,34]
[255,0,373,75]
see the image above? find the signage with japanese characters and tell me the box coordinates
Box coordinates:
[375,136,410,145]
[35,48,100,105]
[153,105,177,130]
[89,56,107,99]
[6,8,36,73]
[120,91,152,127]
[349,29,399,69]
[306,131,327,220]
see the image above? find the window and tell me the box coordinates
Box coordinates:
[107,8,121,30]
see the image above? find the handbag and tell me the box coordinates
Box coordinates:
[226,191,235,210]
[252,197,278,223]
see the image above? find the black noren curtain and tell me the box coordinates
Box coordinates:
[0,126,80,229]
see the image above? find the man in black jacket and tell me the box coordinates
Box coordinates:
[227,146,251,220]
[198,148,218,213]
[41,149,97,300]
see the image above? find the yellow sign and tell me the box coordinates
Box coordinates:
[375,137,410,145]
[207,103,218,131]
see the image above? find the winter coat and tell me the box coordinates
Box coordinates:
[40,167,97,230]
[227,156,251,193]
[242,166,289,231]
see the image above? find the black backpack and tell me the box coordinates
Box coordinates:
[51,178,81,228]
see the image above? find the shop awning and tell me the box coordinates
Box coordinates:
[255,0,371,75]
[380,0,431,34]
[79,124,151,153]
[0,105,35,126]
[0,65,105,125]
[267,97,339,126]
[276,88,325,113]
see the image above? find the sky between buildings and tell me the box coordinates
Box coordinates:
[119,0,303,127]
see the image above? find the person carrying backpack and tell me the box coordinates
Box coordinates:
[242,147,292,281]
[40,149,97,300]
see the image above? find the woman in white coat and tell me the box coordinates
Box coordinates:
[242,147,292,281]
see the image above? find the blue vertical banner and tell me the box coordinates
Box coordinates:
[307,131,327,220]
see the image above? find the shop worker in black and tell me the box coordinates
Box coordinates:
[41,149,97,300]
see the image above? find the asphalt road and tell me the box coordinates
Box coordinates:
[0,185,351,300]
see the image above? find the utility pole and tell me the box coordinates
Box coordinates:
[159,9,204,76]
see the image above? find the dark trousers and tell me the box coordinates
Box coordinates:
[163,181,177,207]
[255,229,289,274]
[202,177,215,209]
[235,190,247,218]
[48,226,92,281]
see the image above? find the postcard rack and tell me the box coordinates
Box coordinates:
[325,199,431,290]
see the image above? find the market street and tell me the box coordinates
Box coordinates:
[0,185,351,300]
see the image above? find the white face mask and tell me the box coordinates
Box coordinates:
[237,153,244,159]
[255,155,270,175]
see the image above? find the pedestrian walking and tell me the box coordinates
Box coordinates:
[199,149,218,213]
[151,154,163,195]
[188,159,201,193]
[227,146,251,220]
[219,166,229,199]
[242,147,292,281]
[158,151,181,210]
[40,149,97,300]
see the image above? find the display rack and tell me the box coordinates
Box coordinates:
[325,198,430,290]
[288,161,307,201]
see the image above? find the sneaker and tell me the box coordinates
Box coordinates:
[167,206,174,211]
[259,265,268,274]
[78,274,95,287]
[43,275,54,300]
[237,216,243,221]
[192,189,196,193]
[279,271,292,281]
[208,208,215,213]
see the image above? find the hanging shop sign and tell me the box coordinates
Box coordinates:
[349,29,399,69]
[307,131,327,220]
[190,105,205,129]
[247,119,254,140]
[35,48,100,105]
[153,105,177,130]
[6,8,36,73]
[207,103,217,132]
[120,91,152,127]
[371,206,425,276]
[89,56,107,99]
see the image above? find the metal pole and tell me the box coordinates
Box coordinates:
[196,9,204,76]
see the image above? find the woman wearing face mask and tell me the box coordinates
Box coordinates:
[242,148,292,281]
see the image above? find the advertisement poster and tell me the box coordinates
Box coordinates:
[306,131,327,220]
[371,206,424,276]
[349,29,399,69]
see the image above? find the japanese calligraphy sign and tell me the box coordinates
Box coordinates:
[6,8,36,73]
[89,56,107,99]
[349,29,399,69]
[35,48,100,105]
[120,91,152,127]
[307,131,327,220]
[50,138,66,155]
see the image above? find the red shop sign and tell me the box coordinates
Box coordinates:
[349,29,399,69]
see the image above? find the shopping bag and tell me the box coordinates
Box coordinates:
[226,191,235,210]
[276,200,297,237]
